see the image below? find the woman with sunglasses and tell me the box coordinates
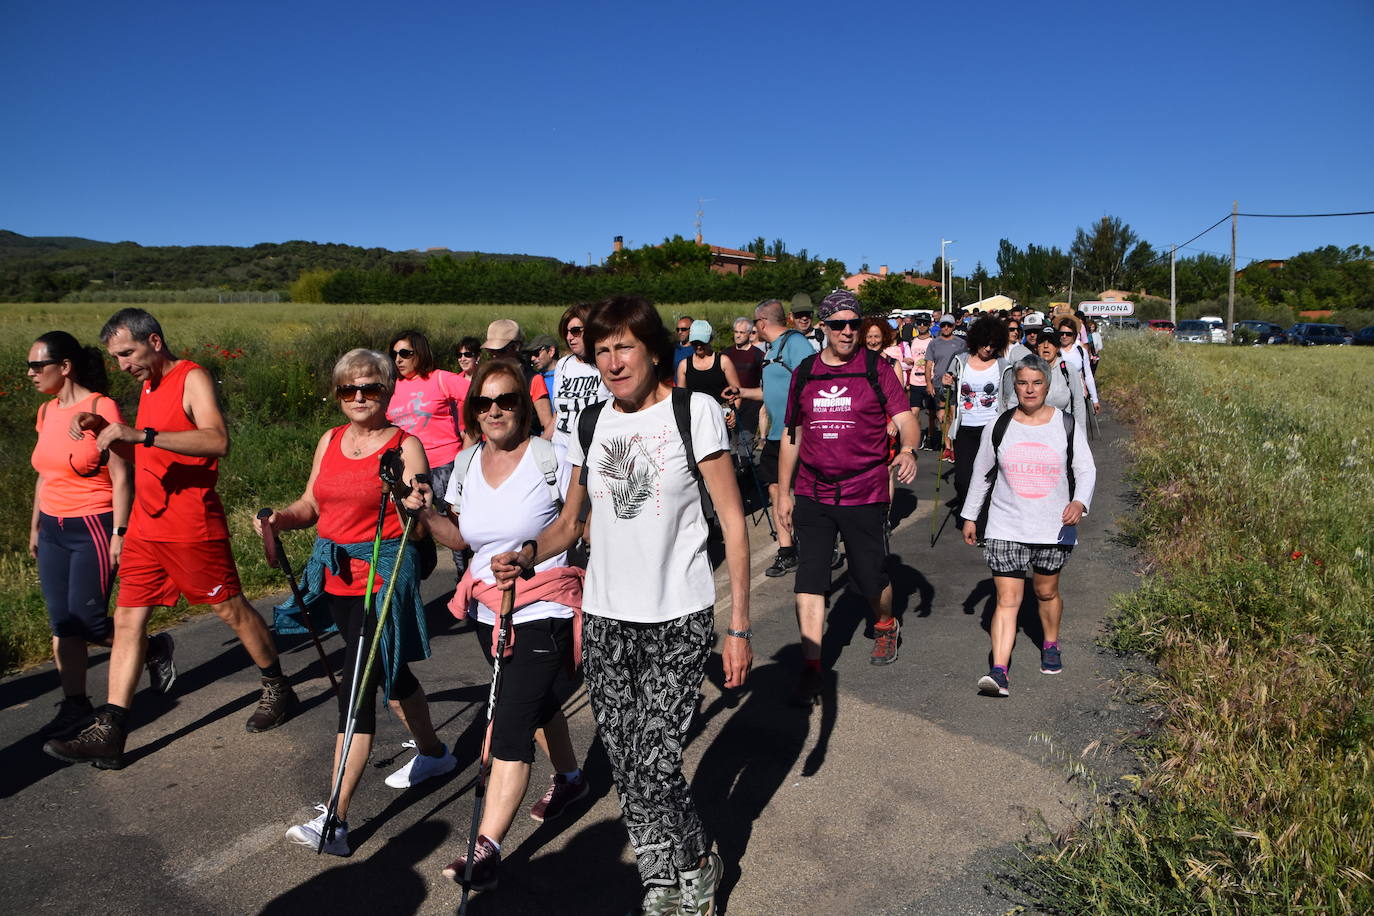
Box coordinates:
[258,348,452,857]
[455,336,481,380]
[945,316,1017,535]
[1055,319,1100,416]
[550,303,610,454]
[388,329,472,516]
[1036,334,1086,416]
[860,316,911,503]
[27,331,142,739]
[424,359,589,891]
[489,295,752,915]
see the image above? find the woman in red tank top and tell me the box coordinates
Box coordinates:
[255,348,453,857]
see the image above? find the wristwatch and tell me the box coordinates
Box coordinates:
[899,446,918,456]
[726,628,753,640]
[142,427,157,447]
[114,526,128,537]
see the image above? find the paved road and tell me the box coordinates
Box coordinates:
[0,417,1143,915]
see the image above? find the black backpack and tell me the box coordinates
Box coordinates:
[577,387,714,521]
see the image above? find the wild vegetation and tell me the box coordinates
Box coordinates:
[0,300,753,672]
[1016,333,1374,914]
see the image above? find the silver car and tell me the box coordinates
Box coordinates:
[1174,320,1213,343]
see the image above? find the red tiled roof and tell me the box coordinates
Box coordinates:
[709,245,776,262]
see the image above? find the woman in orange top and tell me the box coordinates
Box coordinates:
[28,331,134,739]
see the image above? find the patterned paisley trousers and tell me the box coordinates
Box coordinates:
[582,607,714,886]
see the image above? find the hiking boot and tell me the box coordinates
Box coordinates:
[245,676,298,733]
[1040,644,1063,675]
[442,835,501,890]
[40,695,94,739]
[384,741,457,788]
[285,803,350,857]
[630,883,682,916]
[789,667,823,708]
[145,632,177,694]
[870,619,900,666]
[978,667,1010,697]
[764,551,798,578]
[679,850,723,916]
[43,709,125,769]
[530,772,590,823]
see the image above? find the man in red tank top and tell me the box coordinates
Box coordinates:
[44,309,297,771]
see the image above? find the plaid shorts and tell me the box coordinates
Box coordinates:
[983,538,1072,578]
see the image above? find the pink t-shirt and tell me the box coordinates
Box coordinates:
[32,393,124,517]
[387,370,467,468]
[785,349,908,506]
[905,336,931,388]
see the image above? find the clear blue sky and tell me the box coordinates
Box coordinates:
[4,0,1372,278]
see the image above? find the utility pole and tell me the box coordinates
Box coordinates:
[1169,245,1177,325]
[940,238,953,314]
[949,259,958,310]
[1067,262,1075,317]
[1227,200,1237,342]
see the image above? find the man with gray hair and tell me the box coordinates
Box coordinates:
[723,316,764,454]
[45,308,297,770]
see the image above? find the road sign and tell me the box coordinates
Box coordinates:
[1080,300,1135,316]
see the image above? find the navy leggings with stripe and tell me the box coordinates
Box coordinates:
[37,511,115,642]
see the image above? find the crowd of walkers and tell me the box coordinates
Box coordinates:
[25,293,1099,915]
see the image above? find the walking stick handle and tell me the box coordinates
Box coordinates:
[256,508,281,569]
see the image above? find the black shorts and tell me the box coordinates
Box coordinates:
[759,438,781,486]
[908,387,937,411]
[474,615,573,764]
[792,496,890,598]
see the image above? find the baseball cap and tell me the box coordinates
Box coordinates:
[939,317,954,326]
[790,292,814,315]
[483,319,523,350]
[528,333,557,351]
[688,319,713,344]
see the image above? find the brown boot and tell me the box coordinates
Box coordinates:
[245,676,298,733]
[43,709,126,769]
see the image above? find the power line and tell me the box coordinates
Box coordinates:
[1142,213,1232,267]
[1237,209,1374,218]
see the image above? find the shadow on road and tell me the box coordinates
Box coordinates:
[260,818,449,916]
[973,578,1047,672]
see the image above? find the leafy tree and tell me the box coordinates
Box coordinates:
[1070,216,1138,292]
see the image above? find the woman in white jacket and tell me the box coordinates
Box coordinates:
[961,354,1096,698]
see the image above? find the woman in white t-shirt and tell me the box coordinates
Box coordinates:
[489,295,752,915]
[945,316,1016,530]
[550,302,611,455]
[960,355,1095,698]
[426,359,588,891]
[1056,319,1100,415]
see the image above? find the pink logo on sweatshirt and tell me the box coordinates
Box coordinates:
[1002,441,1062,499]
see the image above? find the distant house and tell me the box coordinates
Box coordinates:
[843,265,942,292]
[1098,289,1135,301]
[609,235,776,275]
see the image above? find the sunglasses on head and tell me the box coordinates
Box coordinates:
[27,358,62,371]
[336,383,387,401]
[473,392,521,414]
[824,318,862,331]
[392,348,415,359]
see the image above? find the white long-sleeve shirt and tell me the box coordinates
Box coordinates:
[961,407,1096,545]
[1060,342,1099,405]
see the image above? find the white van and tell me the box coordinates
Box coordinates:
[1199,316,1227,343]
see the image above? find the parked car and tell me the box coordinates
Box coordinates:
[1106,316,1141,330]
[1147,319,1175,333]
[1174,320,1213,343]
[1198,316,1227,343]
[1234,320,1287,344]
[1354,325,1374,346]
[1288,323,1350,346]
[1335,325,1355,345]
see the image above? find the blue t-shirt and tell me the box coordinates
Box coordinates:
[541,368,557,407]
[762,329,816,442]
[674,343,695,368]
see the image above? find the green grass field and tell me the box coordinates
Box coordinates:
[0,300,755,673]
[1015,334,1374,914]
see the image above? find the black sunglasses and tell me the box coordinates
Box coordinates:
[456,350,477,359]
[566,326,584,336]
[392,348,415,359]
[1058,330,1076,337]
[824,318,862,331]
[69,448,111,478]
[1007,325,1021,332]
[335,383,387,401]
[27,359,62,371]
[473,392,522,414]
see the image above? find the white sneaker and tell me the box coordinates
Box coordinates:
[285,803,350,857]
[384,740,457,788]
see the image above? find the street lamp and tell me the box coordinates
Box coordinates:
[940,238,955,314]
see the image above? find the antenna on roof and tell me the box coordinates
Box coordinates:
[695,197,715,244]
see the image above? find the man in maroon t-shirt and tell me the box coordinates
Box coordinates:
[777,292,919,706]
[723,316,764,453]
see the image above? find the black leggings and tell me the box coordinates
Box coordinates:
[327,593,421,735]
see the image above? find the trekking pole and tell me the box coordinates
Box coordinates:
[317,448,409,853]
[930,385,953,548]
[458,586,516,915]
[256,508,338,695]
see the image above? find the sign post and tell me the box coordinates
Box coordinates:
[1080,300,1135,316]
